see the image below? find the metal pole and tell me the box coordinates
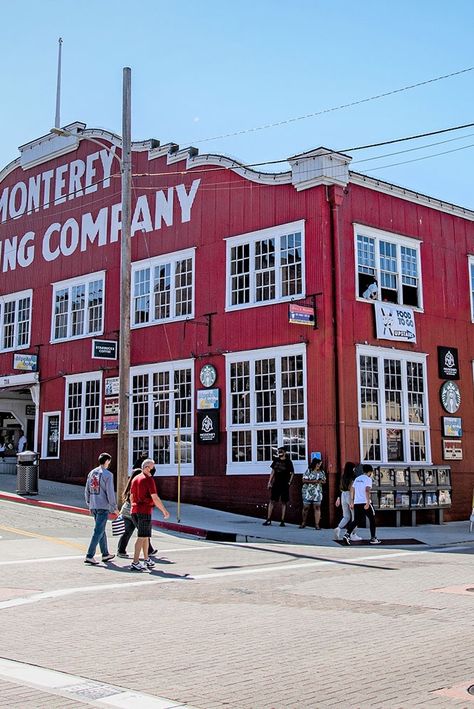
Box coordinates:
[177,416,181,522]
[54,38,63,129]
[117,67,132,501]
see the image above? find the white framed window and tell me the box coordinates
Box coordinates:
[354,224,422,308]
[357,344,430,464]
[52,272,104,342]
[131,248,195,327]
[0,289,32,351]
[64,372,102,439]
[130,359,194,475]
[225,344,307,474]
[225,221,305,310]
[468,256,474,321]
[41,411,61,459]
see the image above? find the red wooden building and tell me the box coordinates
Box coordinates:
[0,122,473,523]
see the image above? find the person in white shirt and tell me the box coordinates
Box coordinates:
[17,429,27,453]
[342,464,381,545]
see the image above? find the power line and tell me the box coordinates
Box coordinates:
[189,66,474,144]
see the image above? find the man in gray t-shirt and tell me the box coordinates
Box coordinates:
[84,452,119,565]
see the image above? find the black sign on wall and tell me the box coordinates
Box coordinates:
[197,410,220,444]
[92,339,118,359]
[437,346,459,380]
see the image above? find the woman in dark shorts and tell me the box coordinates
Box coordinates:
[262,447,294,527]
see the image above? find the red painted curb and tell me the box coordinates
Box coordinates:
[0,491,89,516]
[152,518,207,538]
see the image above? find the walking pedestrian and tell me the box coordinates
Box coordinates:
[299,455,326,529]
[333,461,362,541]
[117,468,157,558]
[130,458,170,571]
[84,452,120,565]
[342,464,381,545]
[262,447,294,527]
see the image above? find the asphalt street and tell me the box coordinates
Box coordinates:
[0,498,473,708]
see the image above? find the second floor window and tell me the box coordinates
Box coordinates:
[132,249,195,326]
[355,225,421,308]
[0,290,32,351]
[52,272,104,342]
[226,221,305,309]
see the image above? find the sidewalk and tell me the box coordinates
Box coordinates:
[0,472,472,548]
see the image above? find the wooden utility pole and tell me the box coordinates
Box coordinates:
[117,67,132,500]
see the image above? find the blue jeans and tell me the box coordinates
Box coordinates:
[86,509,109,558]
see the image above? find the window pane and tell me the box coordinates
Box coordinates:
[231,244,250,305]
[281,354,304,421]
[174,369,192,428]
[152,371,170,430]
[67,382,82,435]
[257,429,278,461]
[2,301,15,349]
[232,430,252,462]
[153,434,170,465]
[281,232,302,297]
[175,258,193,317]
[154,263,171,320]
[88,279,103,334]
[255,239,275,302]
[282,427,306,460]
[360,356,379,421]
[362,428,380,461]
[133,268,150,324]
[386,428,404,461]
[407,361,425,423]
[357,235,375,274]
[230,361,250,424]
[71,284,86,337]
[255,358,276,423]
[380,241,398,293]
[410,430,427,462]
[54,289,69,340]
[384,359,402,422]
[132,374,149,431]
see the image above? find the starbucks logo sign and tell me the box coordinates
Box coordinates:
[440,381,461,414]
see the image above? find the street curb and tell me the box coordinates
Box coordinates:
[0,490,89,516]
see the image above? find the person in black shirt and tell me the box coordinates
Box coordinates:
[262,447,294,527]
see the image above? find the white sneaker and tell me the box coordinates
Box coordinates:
[369,537,382,545]
[350,533,362,541]
[333,527,341,540]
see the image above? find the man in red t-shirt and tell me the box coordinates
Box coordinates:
[130,458,169,571]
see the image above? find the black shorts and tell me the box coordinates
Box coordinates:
[131,513,152,538]
[271,483,290,503]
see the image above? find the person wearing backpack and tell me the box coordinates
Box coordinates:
[84,452,120,565]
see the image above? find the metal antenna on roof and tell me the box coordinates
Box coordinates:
[54,38,63,129]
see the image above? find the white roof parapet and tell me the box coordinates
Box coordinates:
[148,142,179,160]
[349,171,474,222]
[288,147,352,191]
[187,153,291,185]
[167,146,199,165]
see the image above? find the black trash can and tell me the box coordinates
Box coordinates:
[16,451,39,495]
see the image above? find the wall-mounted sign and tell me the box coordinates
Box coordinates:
[13,353,38,372]
[199,364,217,388]
[288,303,315,326]
[25,405,36,416]
[197,410,219,444]
[442,416,462,437]
[103,415,119,434]
[440,381,461,413]
[104,398,119,416]
[45,413,60,458]
[105,377,119,396]
[92,339,117,359]
[443,438,462,460]
[197,388,220,410]
[438,347,459,380]
[374,302,416,343]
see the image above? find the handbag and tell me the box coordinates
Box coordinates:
[111,515,125,536]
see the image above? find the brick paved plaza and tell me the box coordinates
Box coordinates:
[0,499,473,708]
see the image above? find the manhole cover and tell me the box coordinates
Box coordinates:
[468,685,474,695]
[65,683,122,700]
